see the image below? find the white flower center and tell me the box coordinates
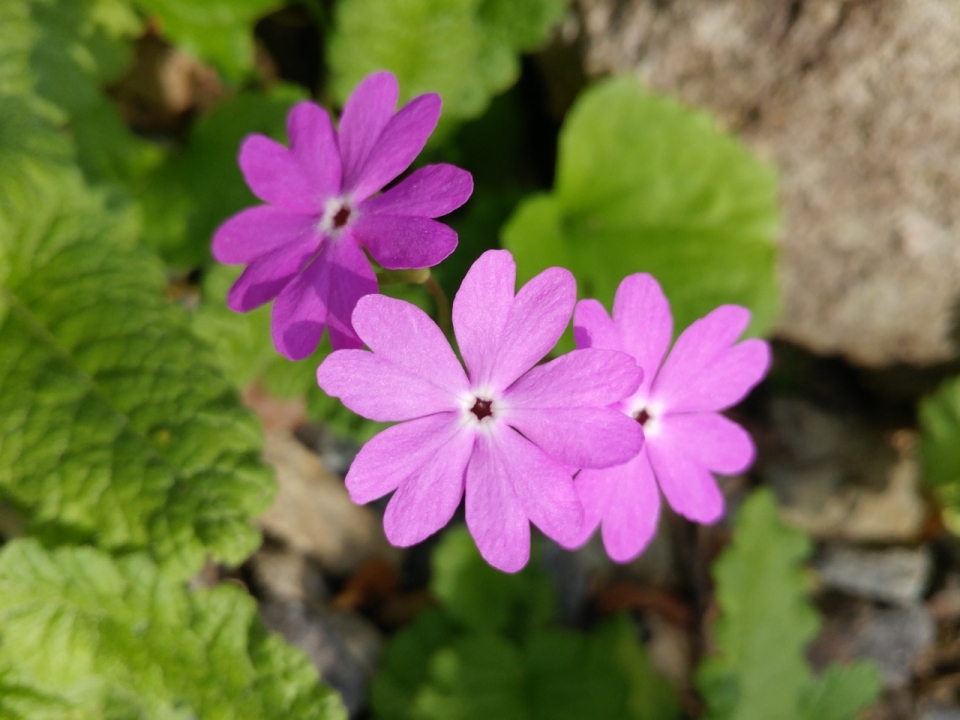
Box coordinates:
[318,196,355,236]
[459,388,503,432]
[629,400,663,437]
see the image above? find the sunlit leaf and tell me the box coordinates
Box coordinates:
[503,76,779,347]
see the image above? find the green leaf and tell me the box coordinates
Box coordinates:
[370,608,460,720]
[413,634,527,720]
[526,617,680,720]
[502,76,780,346]
[921,375,960,505]
[0,539,346,719]
[328,0,566,132]
[0,161,274,579]
[697,490,818,720]
[430,526,555,637]
[135,0,281,81]
[697,490,880,720]
[798,662,883,720]
[141,85,306,269]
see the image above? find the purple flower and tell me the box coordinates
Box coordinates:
[212,71,473,359]
[564,274,771,562]
[317,250,644,572]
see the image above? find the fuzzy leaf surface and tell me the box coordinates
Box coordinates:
[0,539,345,719]
[921,375,960,508]
[0,161,274,578]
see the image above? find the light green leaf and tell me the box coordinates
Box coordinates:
[697,490,818,720]
[328,0,566,132]
[921,375,960,506]
[502,76,780,345]
[0,161,274,579]
[0,539,346,719]
[430,526,555,637]
[798,662,883,720]
[136,0,281,81]
[697,490,880,720]
[141,85,306,269]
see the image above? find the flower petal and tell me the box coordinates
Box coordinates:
[646,422,725,524]
[287,101,341,199]
[452,249,515,386]
[339,71,398,190]
[360,164,473,218]
[657,413,755,475]
[651,306,770,413]
[613,273,673,399]
[489,267,576,391]
[351,214,457,269]
[496,426,582,547]
[317,350,458,422]
[238,134,318,214]
[212,206,317,265]
[506,407,643,469]
[348,93,442,202]
[505,348,641,408]
[383,427,473,546]
[573,299,622,352]
[350,293,468,396]
[465,434,530,573]
[270,234,377,358]
[559,467,611,550]
[226,235,317,312]
[345,413,462,504]
[601,449,661,563]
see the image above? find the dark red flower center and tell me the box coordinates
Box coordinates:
[635,409,651,426]
[332,205,352,229]
[471,398,493,421]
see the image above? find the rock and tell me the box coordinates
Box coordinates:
[257,431,399,575]
[921,709,960,720]
[811,598,935,689]
[576,0,960,367]
[763,398,927,542]
[856,604,935,689]
[248,545,329,603]
[817,545,931,605]
[260,598,382,717]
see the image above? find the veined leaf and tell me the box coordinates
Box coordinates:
[502,76,779,346]
[328,0,566,133]
[697,490,880,720]
[0,539,346,719]
[0,160,274,579]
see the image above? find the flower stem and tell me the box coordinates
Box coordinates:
[425,273,451,334]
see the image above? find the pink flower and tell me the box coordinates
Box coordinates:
[566,274,771,563]
[317,250,644,572]
[212,71,473,359]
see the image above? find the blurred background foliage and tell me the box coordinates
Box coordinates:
[2,0,959,717]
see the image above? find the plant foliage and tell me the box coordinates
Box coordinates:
[503,76,780,345]
[328,0,566,132]
[0,539,345,719]
[371,527,681,720]
[0,157,274,580]
[696,490,881,720]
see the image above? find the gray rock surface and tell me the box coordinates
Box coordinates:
[762,398,926,541]
[817,545,931,605]
[576,0,960,366]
